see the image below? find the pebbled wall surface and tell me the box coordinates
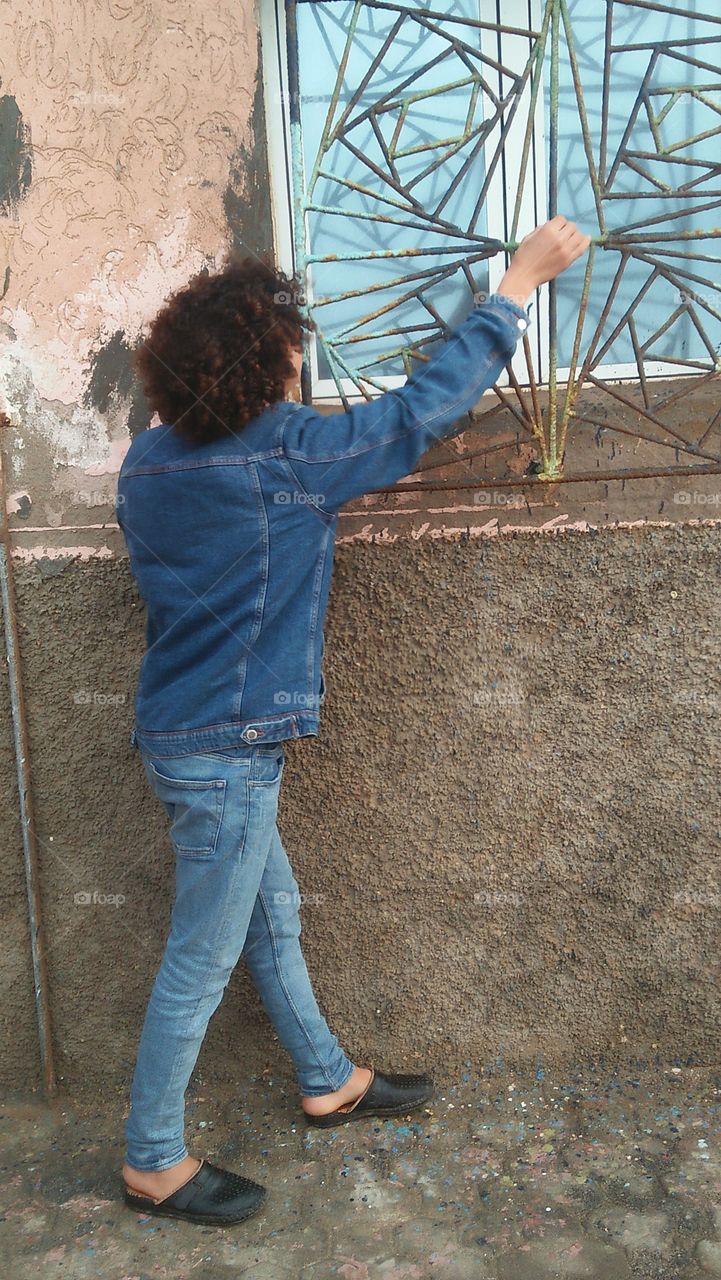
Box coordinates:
[5,524,721,1094]
[1,0,721,1098]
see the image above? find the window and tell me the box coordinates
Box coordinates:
[261,1,721,484]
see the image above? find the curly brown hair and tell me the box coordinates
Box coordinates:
[133,252,310,444]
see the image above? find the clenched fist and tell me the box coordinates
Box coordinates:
[497,215,592,306]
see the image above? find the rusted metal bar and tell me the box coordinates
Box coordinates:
[560,0,605,234]
[613,0,721,26]
[505,362,535,430]
[622,150,721,169]
[411,432,528,475]
[313,168,496,238]
[617,36,721,52]
[698,406,721,448]
[604,190,721,198]
[598,0,613,186]
[521,335,548,472]
[294,0,541,39]
[557,242,597,463]
[491,383,538,436]
[608,228,721,242]
[364,460,721,495]
[510,1,553,242]
[606,48,660,190]
[306,245,503,263]
[609,196,721,237]
[0,426,57,1097]
[653,370,721,414]
[583,376,721,460]
[628,316,651,410]
[643,249,721,262]
[581,267,660,370]
[327,12,405,154]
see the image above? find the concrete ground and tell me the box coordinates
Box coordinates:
[3,1063,721,1279]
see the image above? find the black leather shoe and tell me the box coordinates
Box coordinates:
[303,1065,434,1128]
[123,1157,266,1225]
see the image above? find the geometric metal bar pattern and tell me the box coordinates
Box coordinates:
[285,0,721,485]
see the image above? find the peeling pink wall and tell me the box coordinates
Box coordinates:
[0,0,262,542]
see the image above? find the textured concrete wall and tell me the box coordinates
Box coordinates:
[2,0,721,1101]
[0,635,39,1087]
[5,524,721,1095]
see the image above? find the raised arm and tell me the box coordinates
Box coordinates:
[281,217,591,512]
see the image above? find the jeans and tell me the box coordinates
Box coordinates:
[124,740,355,1171]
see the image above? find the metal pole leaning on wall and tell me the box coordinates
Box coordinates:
[0,423,57,1097]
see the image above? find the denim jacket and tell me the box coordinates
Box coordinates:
[116,293,530,756]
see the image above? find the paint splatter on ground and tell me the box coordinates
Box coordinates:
[2,1063,721,1278]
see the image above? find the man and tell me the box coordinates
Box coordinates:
[116,215,590,1226]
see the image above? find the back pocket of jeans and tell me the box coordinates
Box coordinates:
[146,760,227,857]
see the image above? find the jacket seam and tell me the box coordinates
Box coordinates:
[233,464,271,719]
[307,529,331,690]
[282,327,516,464]
[133,709,318,736]
[122,450,284,478]
[280,453,337,521]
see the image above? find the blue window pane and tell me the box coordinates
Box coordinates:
[295,1,499,389]
[546,0,721,372]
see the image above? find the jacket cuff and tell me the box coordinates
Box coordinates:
[474,291,532,336]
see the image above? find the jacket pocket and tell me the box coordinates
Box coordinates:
[146,759,227,857]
